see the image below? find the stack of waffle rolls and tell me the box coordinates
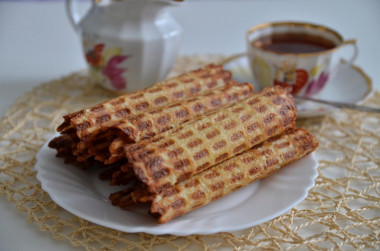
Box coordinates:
[49,64,239,167]
[49,64,318,223]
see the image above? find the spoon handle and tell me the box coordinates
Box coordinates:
[295,96,380,113]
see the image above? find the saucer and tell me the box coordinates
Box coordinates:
[223,55,373,118]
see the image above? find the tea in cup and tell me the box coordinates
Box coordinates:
[246,21,358,97]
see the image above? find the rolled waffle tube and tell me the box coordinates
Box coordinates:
[127,86,297,194]
[151,128,318,223]
[57,64,233,140]
[105,83,253,164]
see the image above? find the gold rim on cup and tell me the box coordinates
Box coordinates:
[246,21,356,57]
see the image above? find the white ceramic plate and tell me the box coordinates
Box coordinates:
[35,134,318,235]
[223,55,373,118]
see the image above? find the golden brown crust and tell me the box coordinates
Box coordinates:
[127,86,297,194]
[150,128,318,223]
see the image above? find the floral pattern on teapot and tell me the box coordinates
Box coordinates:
[84,43,130,90]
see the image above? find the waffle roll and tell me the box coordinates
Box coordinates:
[109,128,318,223]
[57,64,233,140]
[150,128,318,223]
[104,83,254,165]
[127,86,297,194]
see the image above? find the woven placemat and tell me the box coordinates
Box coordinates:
[0,55,379,250]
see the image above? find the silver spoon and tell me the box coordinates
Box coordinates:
[295,96,380,113]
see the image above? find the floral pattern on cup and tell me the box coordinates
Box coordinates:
[85,43,130,90]
[305,72,329,97]
[273,61,309,95]
[252,57,273,87]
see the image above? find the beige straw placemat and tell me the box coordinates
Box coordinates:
[0,55,379,250]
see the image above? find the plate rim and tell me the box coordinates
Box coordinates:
[35,134,318,236]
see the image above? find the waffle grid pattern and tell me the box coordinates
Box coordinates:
[151,129,318,223]
[128,87,296,193]
[105,83,253,164]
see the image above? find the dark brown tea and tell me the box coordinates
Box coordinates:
[252,32,336,54]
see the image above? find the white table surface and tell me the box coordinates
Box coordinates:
[0,1,379,250]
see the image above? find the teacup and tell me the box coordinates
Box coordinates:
[246,21,358,97]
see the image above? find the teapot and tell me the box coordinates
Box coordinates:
[66,0,184,92]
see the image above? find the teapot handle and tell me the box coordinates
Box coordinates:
[65,0,81,32]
